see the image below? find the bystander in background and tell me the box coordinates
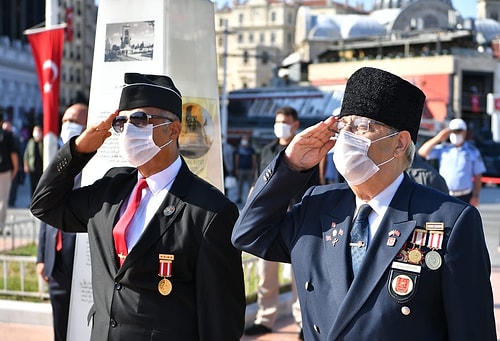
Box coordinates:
[2,121,23,207]
[0,113,19,235]
[234,134,257,204]
[418,118,485,205]
[23,125,43,196]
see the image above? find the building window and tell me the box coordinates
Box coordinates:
[271,32,275,43]
[260,32,265,43]
[238,33,243,43]
[288,13,293,24]
[271,12,276,22]
[219,18,224,27]
[239,13,244,24]
[249,33,254,43]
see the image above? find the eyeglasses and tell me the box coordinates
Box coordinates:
[336,116,396,133]
[112,111,172,133]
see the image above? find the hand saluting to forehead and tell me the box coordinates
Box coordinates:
[284,115,338,172]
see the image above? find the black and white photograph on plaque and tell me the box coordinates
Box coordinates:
[104,20,155,62]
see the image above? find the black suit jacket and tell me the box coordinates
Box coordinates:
[31,140,246,341]
[232,152,496,341]
[37,221,76,280]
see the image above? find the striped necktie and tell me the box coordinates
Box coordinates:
[350,204,372,276]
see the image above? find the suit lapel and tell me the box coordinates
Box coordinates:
[108,171,138,272]
[329,177,418,339]
[321,197,355,305]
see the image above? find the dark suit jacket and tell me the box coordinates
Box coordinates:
[31,140,246,341]
[37,221,76,281]
[232,153,496,341]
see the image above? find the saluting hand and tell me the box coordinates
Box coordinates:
[284,116,337,172]
[435,127,451,143]
[74,111,119,154]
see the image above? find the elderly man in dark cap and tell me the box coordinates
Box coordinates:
[232,67,496,341]
[31,73,245,340]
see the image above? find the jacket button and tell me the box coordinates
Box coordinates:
[114,282,122,290]
[110,319,117,328]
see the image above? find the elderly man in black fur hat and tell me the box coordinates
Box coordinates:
[31,73,245,340]
[232,67,496,341]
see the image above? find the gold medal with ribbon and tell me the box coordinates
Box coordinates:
[158,254,174,296]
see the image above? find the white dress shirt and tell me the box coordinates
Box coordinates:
[355,173,404,244]
[123,156,182,251]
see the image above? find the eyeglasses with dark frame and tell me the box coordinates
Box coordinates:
[112,111,172,133]
[336,116,397,134]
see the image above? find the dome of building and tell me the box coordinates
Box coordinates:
[308,16,341,40]
[475,18,500,42]
[335,15,387,39]
[373,0,453,10]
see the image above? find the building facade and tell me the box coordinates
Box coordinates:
[0,0,96,136]
[214,0,365,93]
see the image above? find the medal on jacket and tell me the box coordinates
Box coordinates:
[158,254,174,296]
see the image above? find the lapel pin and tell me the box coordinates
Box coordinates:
[163,206,175,216]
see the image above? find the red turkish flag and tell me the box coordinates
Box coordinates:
[25,25,65,137]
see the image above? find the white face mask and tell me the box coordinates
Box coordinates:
[33,131,42,141]
[274,122,292,140]
[118,122,172,167]
[333,130,397,185]
[449,132,464,146]
[60,122,85,144]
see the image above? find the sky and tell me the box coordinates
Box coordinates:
[212,0,477,19]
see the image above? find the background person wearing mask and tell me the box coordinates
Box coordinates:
[23,125,43,196]
[36,103,88,341]
[31,73,245,340]
[418,118,485,206]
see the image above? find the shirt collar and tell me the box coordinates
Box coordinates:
[138,156,182,194]
[356,173,404,216]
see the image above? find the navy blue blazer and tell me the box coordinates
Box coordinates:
[232,153,496,341]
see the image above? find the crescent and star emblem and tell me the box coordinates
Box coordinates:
[42,59,58,93]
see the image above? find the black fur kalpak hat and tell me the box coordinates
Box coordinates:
[339,67,426,143]
[118,73,182,120]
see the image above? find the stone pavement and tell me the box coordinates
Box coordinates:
[1,185,500,340]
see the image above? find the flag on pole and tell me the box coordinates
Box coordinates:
[25,25,65,138]
[25,24,65,168]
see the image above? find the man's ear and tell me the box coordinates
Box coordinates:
[168,121,182,140]
[394,131,411,157]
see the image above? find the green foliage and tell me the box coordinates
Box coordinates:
[1,243,38,256]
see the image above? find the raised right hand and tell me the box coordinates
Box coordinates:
[74,111,119,154]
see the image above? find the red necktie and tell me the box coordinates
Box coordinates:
[113,178,148,266]
[56,230,63,251]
